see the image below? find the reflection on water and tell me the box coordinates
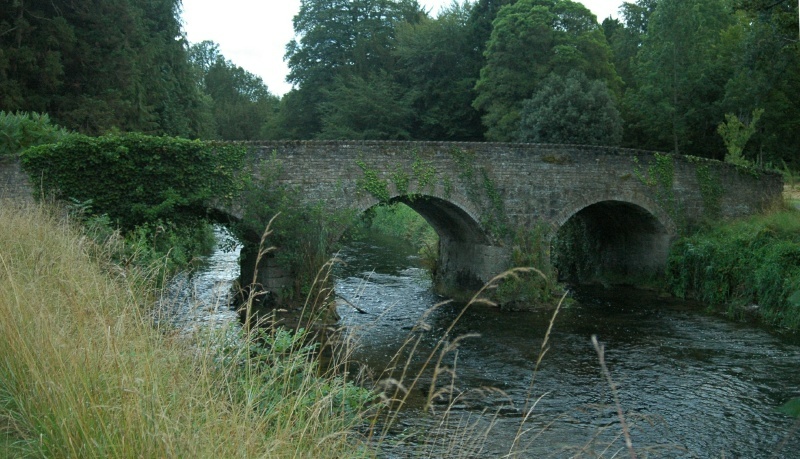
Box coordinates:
[334,233,800,458]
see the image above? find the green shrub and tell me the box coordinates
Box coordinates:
[21,133,244,272]
[667,210,800,329]
[21,133,245,231]
[0,111,69,157]
[236,156,358,302]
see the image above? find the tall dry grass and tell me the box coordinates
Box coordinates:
[0,200,372,458]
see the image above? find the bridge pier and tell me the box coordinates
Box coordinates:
[434,237,510,300]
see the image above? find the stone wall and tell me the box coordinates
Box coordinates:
[0,156,33,203]
[234,141,783,296]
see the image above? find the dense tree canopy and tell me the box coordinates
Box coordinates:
[189,41,279,140]
[3,0,799,167]
[518,70,622,145]
[0,0,206,137]
[625,0,734,155]
[473,0,620,141]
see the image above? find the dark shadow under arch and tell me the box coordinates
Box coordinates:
[553,200,673,284]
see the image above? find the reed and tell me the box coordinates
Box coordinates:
[0,200,372,458]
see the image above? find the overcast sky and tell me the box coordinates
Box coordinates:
[181,0,621,96]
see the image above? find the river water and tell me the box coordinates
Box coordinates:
[173,229,800,458]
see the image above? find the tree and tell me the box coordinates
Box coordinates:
[720,0,800,167]
[625,0,734,156]
[286,0,423,86]
[189,41,280,140]
[518,70,623,145]
[0,0,209,137]
[393,2,484,140]
[473,0,620,141]
[602,0,658,91]
[717,108,764,167]
[281,0,424,138]
[317,72,414,139]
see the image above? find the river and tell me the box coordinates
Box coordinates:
[172,228,800,458]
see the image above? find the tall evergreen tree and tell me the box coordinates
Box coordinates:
[393,2,484,140]
[0,0,207,136]
[625,0,734,156]
[189,41,279,140]
[473,0,619,141]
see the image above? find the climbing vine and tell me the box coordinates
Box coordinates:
[633,153,680,224]
[390,166,410,196]
[448,147,509,239]
[356,159,390,203]
[694,163,723,221]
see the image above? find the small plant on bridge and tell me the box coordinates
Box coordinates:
[356,159,391,203]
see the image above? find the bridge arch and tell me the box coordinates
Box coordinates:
[551,192,677,284]
[354,192,505,295]
[356,190,490,245]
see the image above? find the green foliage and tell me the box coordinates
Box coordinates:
[359,202,438,251]
[356,150,438,203]
[624,0,733,155]
[518,70,623,145]
[473,0,620,141]
[496,225,558,308]
[0,111,69,157]
[19,133,242,272]
[695,164,724,221]
[356,160,391,203]
[634,153,678,221]
[21,133,245,231]
[237,157,358,301]
[393,4,484,140]
[317,73,415,140]
[447,147,508,238]
[189,41,280,141]
[411,151,437,191]
[720,1,800,167]
[666,210,800,329]
[0,0,208,137]
[552,216,600,283]
[282,0,423,138]
[717,108,763,167]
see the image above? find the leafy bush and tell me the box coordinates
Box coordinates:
[236,156,358,302]
[21,133,245,231]
[667,209,800,329]
[0,111,69,157]
[21,133,244,272]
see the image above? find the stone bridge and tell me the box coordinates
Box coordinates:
[229,141,783,300]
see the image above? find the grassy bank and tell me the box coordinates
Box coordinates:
[0,200,373,458]
[666,204,800,330]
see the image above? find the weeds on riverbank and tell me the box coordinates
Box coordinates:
[0,200,373,458]
[666,205,800,329]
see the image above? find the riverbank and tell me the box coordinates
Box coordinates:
[0,200,373,458]
[666,201,800,330]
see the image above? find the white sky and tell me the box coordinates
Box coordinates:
[181,0,621,96]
